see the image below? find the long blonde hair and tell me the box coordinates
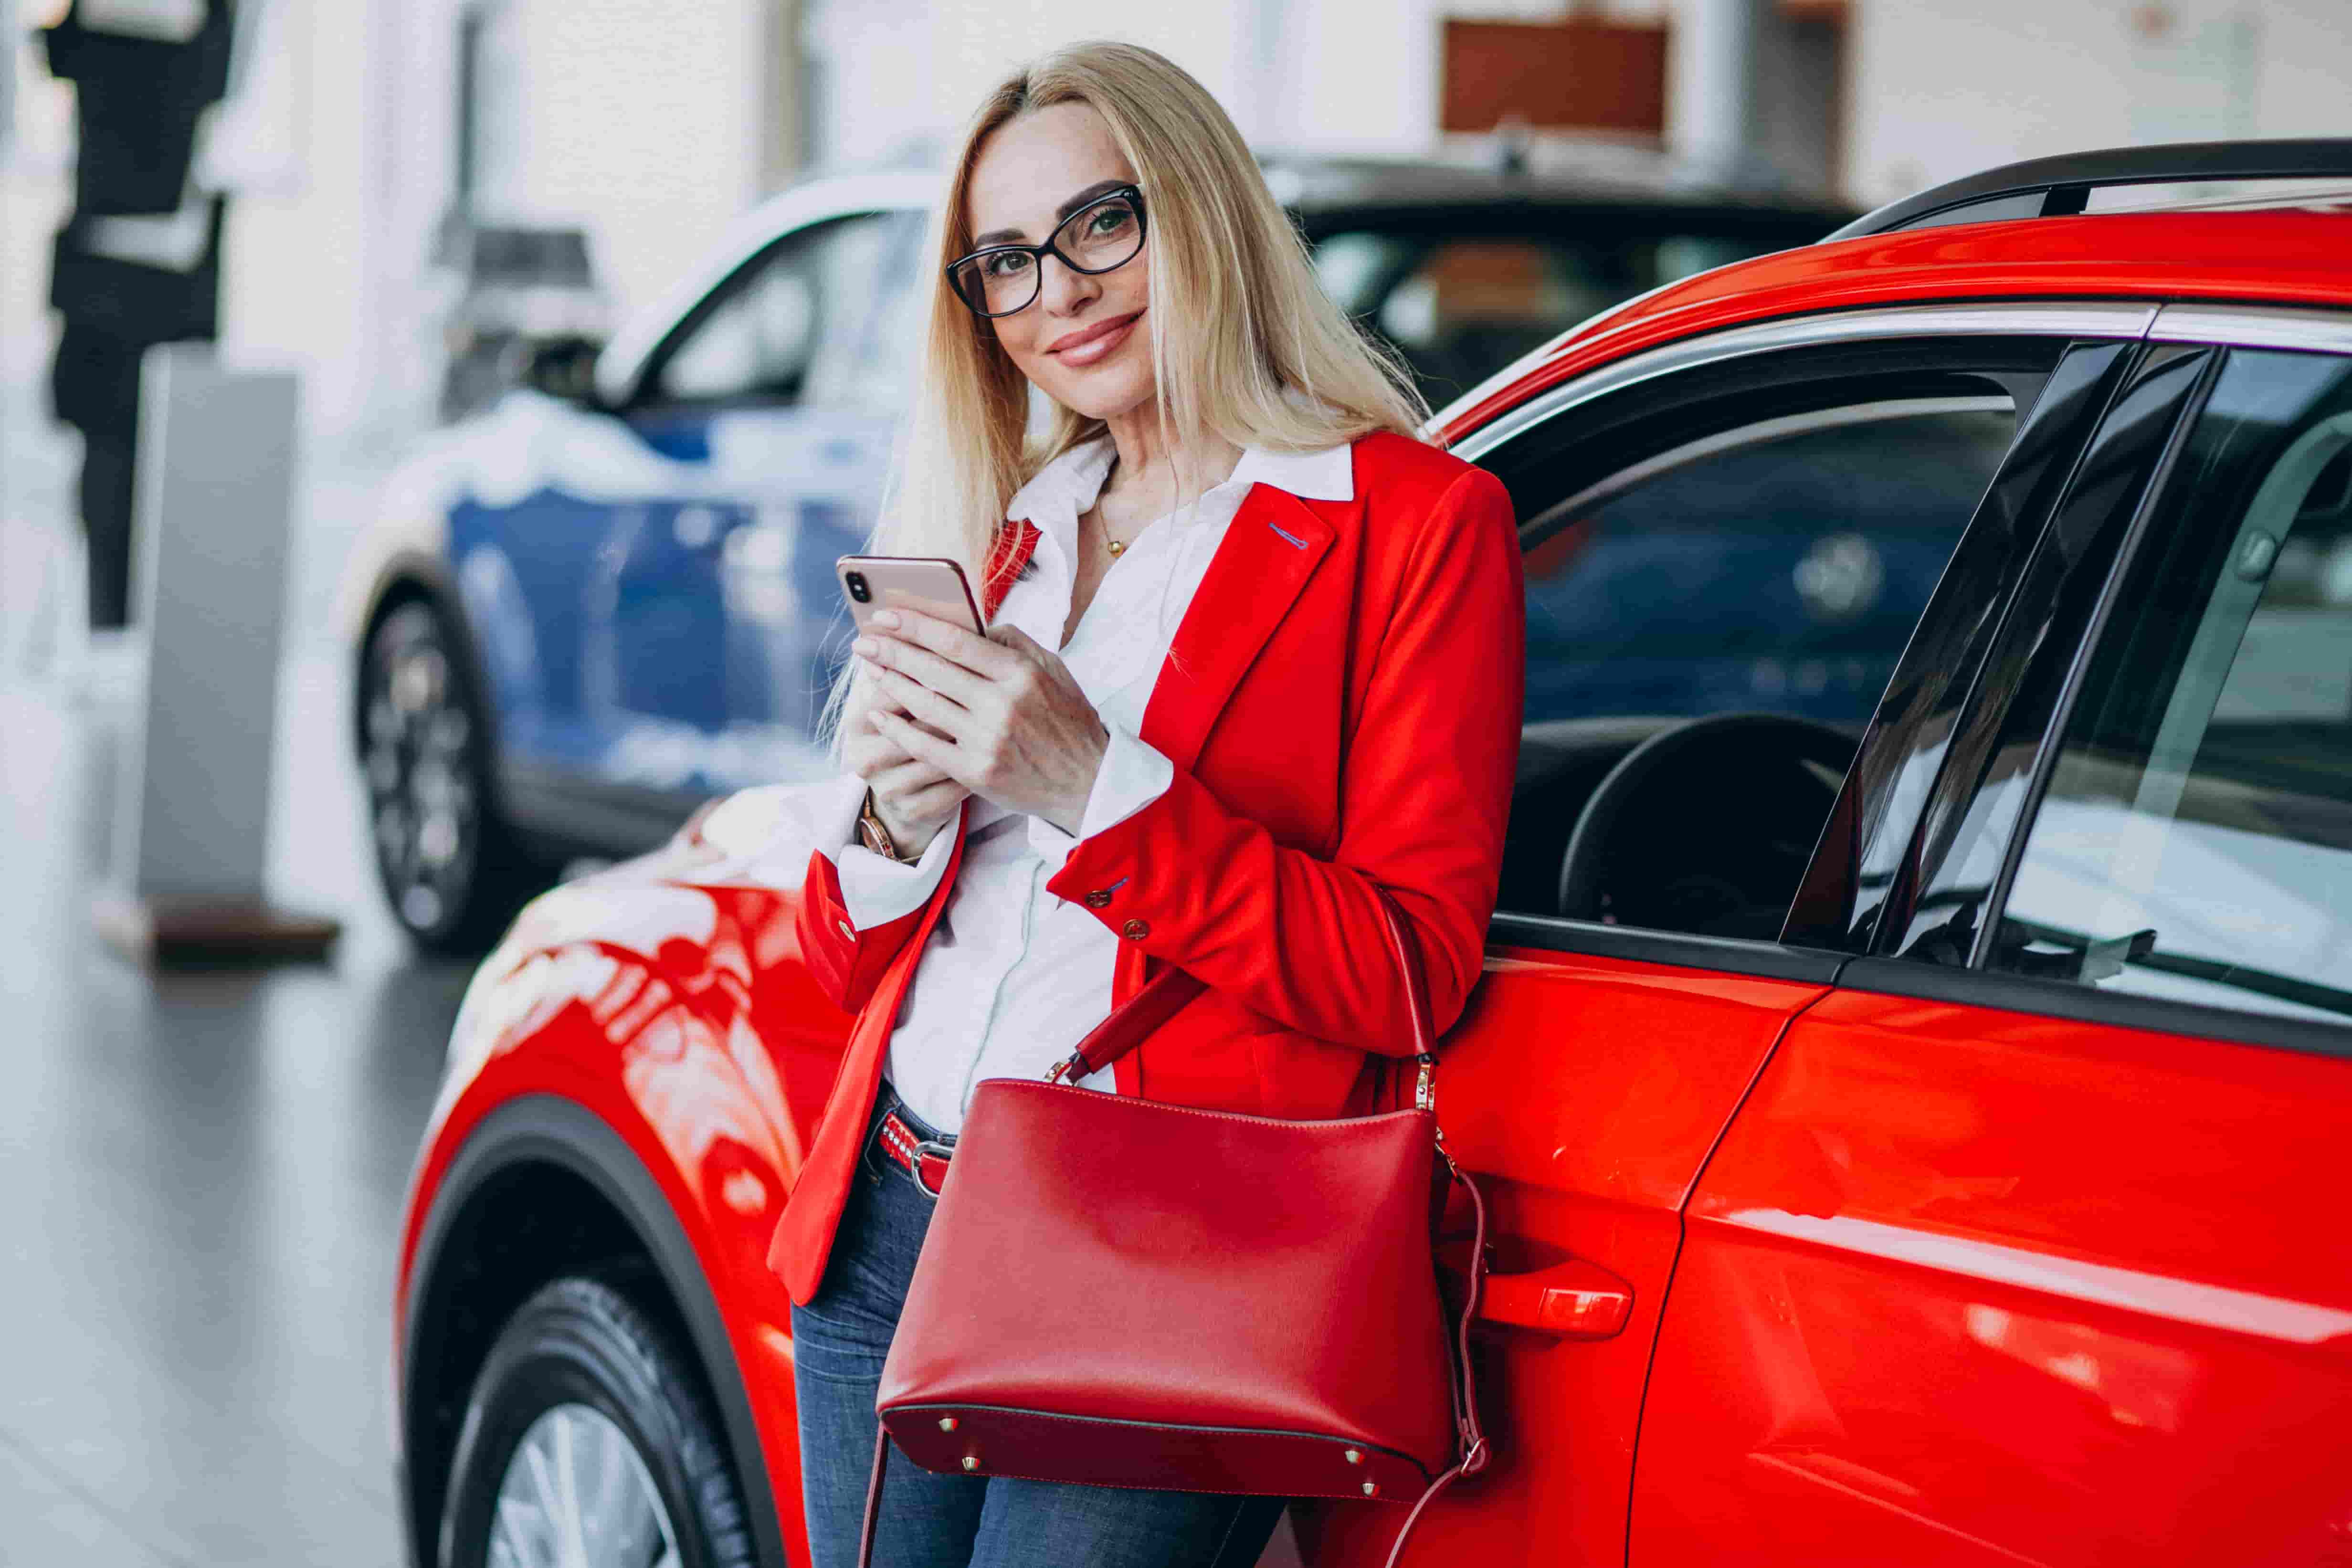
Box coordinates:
[873,39,1429,588]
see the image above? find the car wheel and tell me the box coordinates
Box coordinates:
[438,1275,757,1568]
[361,598,544,952]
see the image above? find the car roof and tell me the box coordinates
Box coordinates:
[1435,205,2352,443]
[1255,149,1847,223]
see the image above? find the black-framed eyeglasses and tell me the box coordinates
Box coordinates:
[946,184,1148,319]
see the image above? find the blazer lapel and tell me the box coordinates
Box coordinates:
[982,521,1040,619]
[1140,484,1338,775]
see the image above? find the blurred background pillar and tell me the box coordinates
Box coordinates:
[96,344,339,961]
[37,0,236,632]
[1676,0,1762,181]
[1669,0,1846,196]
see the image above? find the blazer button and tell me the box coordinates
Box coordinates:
[837,919,855,939]
[1085,889,1112,909]
[1121,919,1150,941]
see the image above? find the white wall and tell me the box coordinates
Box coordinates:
[217,0,380,441]
[212,0,769,450]
[496,0,765,318]
[1846,0,2352,206]
[803,0,1429,170]
[1276,0,1442,154]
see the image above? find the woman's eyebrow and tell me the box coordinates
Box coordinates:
[970,179,1128,248]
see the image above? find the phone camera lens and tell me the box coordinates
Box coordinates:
[845,571,871,603]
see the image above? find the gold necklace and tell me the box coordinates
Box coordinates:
[1099,456,1128,555]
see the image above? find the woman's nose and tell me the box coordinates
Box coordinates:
[1038,253,1100,316]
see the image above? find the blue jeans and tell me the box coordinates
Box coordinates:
[790,1088,1287,1568]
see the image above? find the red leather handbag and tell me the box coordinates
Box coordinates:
[856,893,1490,1568]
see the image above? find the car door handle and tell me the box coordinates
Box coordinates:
[1477,1256,1634,1340]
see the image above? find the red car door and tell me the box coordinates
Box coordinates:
[1296,933,1837,1568]
[1634,328,2352,1565]
[1303,309,2148,1568]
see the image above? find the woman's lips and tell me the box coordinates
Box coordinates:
[1046,310,1142,368]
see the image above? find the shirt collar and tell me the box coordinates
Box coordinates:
[1005,432,1356,534]
[1223,441,1355,503]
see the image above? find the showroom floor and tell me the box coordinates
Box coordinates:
[0,647,467,1567]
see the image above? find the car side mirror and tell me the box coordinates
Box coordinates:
[523,334,606,405]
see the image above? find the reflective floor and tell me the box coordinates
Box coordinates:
[0,650,464,1567]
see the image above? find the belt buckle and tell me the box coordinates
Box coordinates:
[911,1138,955,1198]
[881,1106,955,1199]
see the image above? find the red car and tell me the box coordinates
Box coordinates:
[394,140,2352,1568]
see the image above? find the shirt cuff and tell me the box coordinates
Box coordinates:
[838,812,956,929]
[1027,725,1175,869]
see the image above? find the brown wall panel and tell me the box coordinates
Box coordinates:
[1440,19,1668,137]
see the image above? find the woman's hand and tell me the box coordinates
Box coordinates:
[844,666,968,859]
[853,608,1107,836]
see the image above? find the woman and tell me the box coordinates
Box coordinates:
[765,40,1523,1568]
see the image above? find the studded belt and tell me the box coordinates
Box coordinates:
[878,1107,955,1199]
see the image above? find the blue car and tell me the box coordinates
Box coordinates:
[339,160,1850,949]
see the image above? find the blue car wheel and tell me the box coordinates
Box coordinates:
[362,597,549,951]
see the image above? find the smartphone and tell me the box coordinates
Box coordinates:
[837,555,985,637]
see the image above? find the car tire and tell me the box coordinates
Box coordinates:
[438,1274,758,1568]
[361,597,547,953]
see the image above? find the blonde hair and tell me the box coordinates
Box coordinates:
[872,39,1428,587]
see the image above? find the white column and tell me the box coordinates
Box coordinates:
[1672,0,1763,182]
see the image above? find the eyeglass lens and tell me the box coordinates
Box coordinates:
[952,191,1144,317]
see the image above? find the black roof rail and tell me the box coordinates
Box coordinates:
[1825,137,2352,243]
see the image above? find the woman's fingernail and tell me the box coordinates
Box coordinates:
[851,637,876,657]
[871,610,900,629]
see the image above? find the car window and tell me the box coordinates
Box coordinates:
[842,210,931,416]
[1873,346,2214,963]
[1313,228,1781,406]
[1522,399,2016,727]
[1494,388,2020,926]
[652,212,898,407]
[1986,348,2352,1024]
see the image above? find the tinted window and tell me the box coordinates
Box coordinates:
[1313,228,1782,406]
[1493,391,2018,926]
[851,211,933,414]
[1522,400,2016,728]
[1989,349,2352,1024]
[653,212,900,406]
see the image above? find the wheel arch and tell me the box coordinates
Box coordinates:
[399,1094,791,1568]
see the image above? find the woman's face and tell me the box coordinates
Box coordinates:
[962,103,1155,423]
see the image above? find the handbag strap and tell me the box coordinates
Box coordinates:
[1050,885,1434,1083]
[1382,1152,1491,1568]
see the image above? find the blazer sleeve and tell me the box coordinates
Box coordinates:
[786,776,962,1016]
[1044,465,1524,1052]
[796,849,932,1015]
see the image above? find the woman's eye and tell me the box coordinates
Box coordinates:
[983,252,1033,279]
[1090,206,1134,236]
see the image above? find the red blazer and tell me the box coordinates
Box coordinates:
[768,431,1524,1304]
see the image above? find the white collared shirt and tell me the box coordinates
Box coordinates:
[803,433,1356,1133]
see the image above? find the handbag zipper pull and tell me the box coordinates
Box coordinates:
[1415,1052,1436,1113]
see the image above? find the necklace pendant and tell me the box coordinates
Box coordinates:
[1106,539,1125,556]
